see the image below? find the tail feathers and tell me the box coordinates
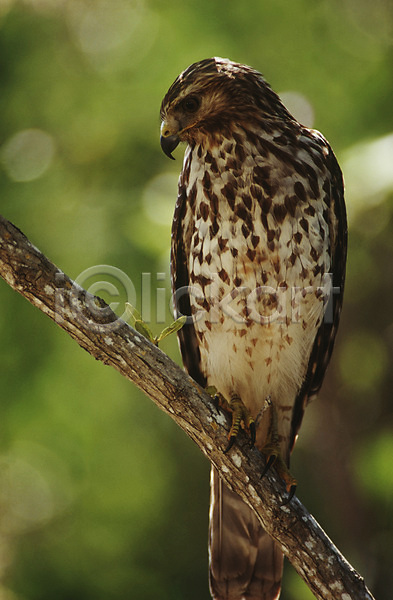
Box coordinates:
[209,467,283,600]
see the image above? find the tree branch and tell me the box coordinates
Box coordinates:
[0,214,374,600]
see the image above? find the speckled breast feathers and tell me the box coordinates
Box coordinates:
[164,59,346,454]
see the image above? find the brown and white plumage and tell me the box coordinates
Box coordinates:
[160,57,347,600]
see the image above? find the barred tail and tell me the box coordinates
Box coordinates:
[209,467,283,600]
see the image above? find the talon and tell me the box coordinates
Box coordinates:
[260,454,276,479]
[210,391,255,450]
[227,394,253,447]
[212,394,220,412]
[224,435,236,454]
[260,401,298,496]
[282,484,297,506]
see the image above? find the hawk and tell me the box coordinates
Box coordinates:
[160,58,347,600]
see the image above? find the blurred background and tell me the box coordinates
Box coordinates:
[0,1,392,599]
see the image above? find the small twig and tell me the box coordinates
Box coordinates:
[0,214,375,600]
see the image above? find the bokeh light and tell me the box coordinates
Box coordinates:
[343,134,393,221]
[0,129,55,182]
[143,172,178,227]
[279,91,314,128]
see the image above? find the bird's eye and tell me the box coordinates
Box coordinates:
[182,96,200,113]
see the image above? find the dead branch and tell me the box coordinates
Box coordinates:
[0,214,374,600]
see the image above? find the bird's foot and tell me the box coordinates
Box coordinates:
[209,390,255,452]
[260,400,297,504]
[125,303,186,346]
[261,449,297,504]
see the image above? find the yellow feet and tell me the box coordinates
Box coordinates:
[208,389,256,452]
[207,388,296,503]
[260,399,297,504]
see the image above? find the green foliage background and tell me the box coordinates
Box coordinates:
[0,1,392,599]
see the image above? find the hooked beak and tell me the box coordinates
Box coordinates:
[160,133,180,160]
[160,118,181,160]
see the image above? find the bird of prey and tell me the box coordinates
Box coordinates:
[160,58,347,600]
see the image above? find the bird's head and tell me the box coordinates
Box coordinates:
[160,57,292,159]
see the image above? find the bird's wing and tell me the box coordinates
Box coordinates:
[171,154,207,388]
[290,141,347,451]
